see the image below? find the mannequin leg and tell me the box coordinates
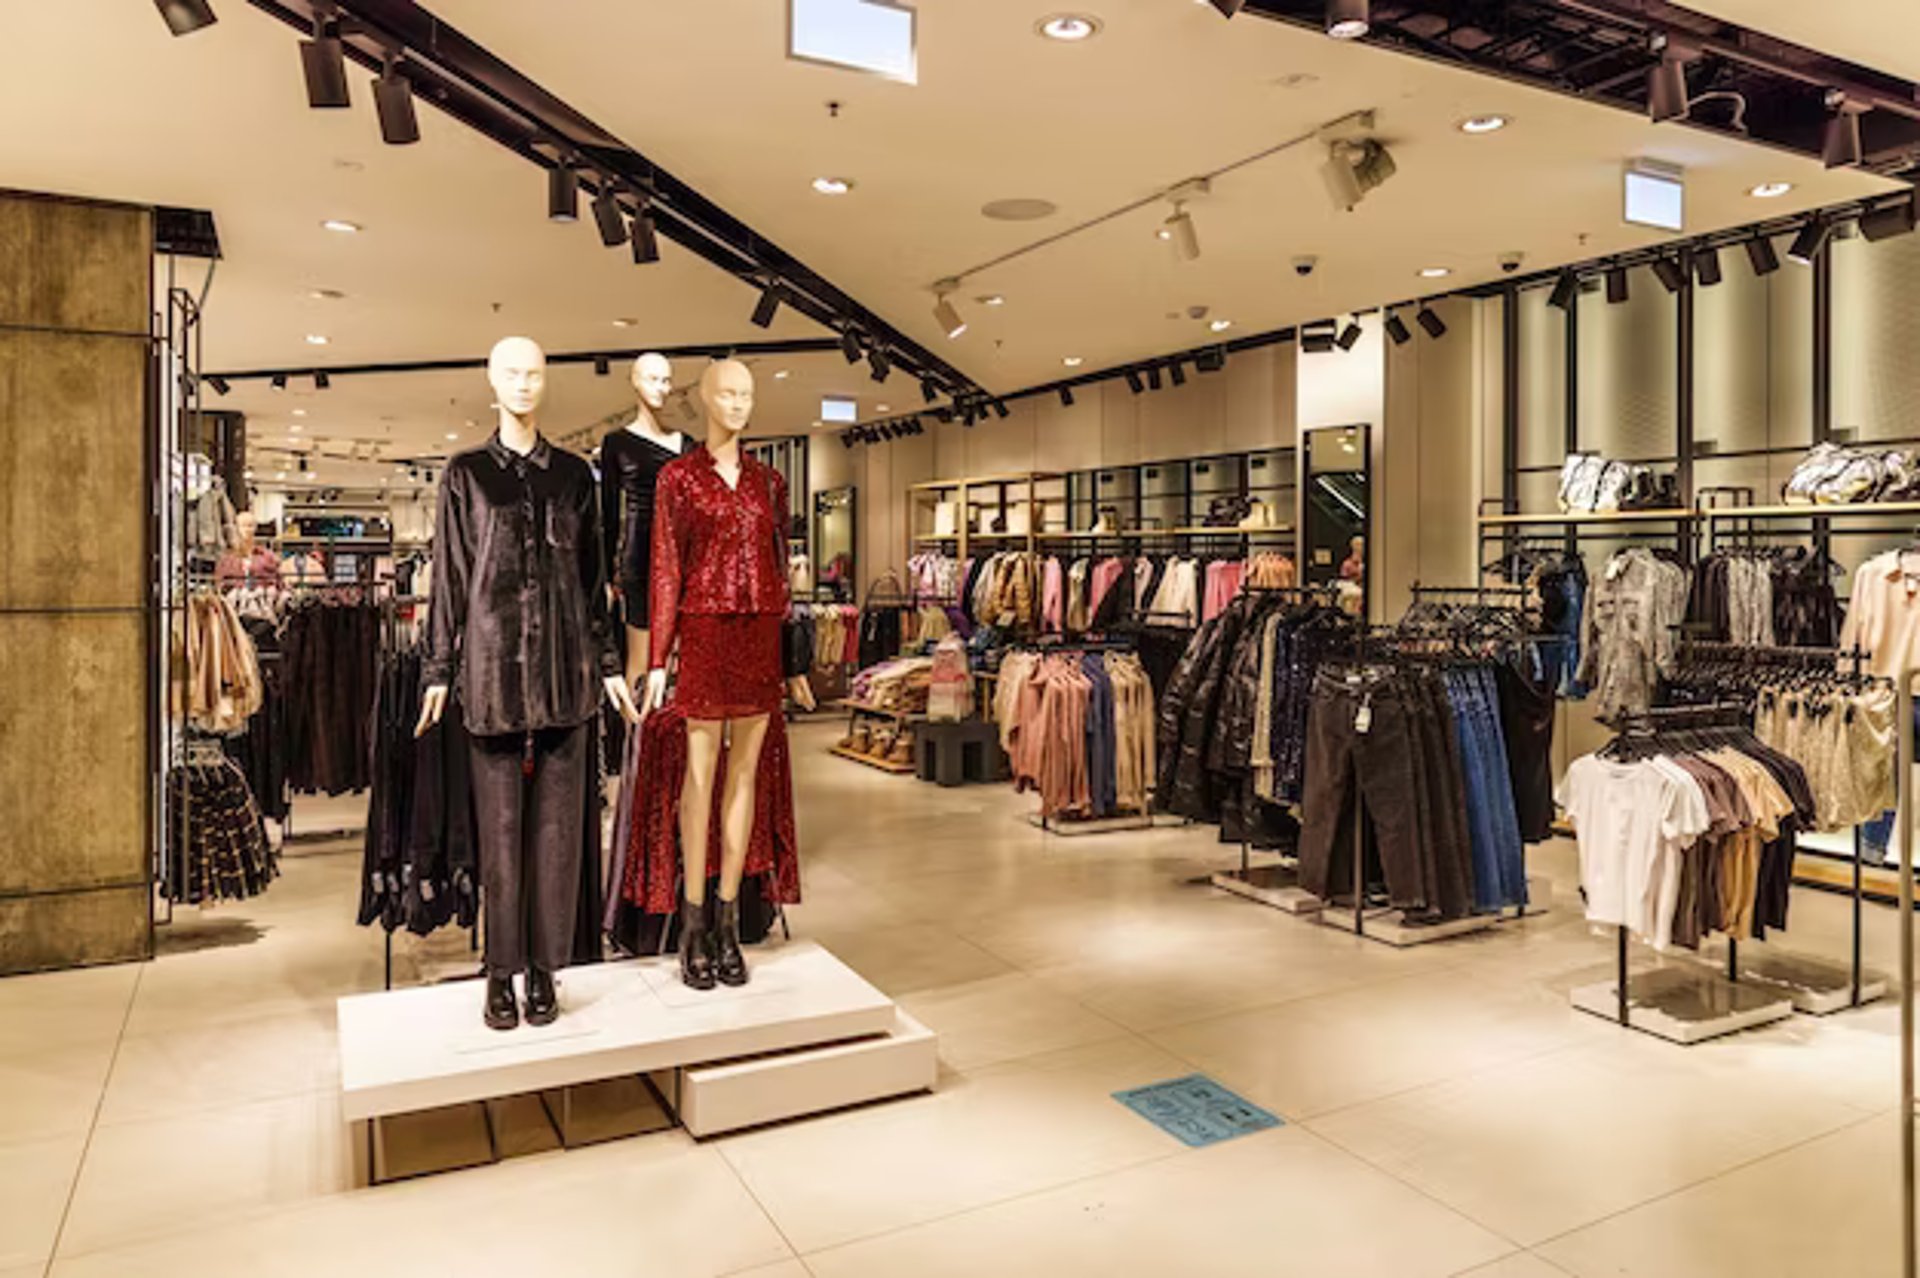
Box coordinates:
[679,719,725,904]
[624,624,650,690]
[716,713,772,900]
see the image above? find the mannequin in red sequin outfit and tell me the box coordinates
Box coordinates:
[642,359,814,988]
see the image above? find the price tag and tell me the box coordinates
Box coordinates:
[1355,698,1373,734]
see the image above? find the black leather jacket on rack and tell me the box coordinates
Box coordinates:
[424,432,623,737]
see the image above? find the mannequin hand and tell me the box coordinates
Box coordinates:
[787,675,817,712]
[415,684,448,738]
[603,674,642,726]
[640,668,670,719]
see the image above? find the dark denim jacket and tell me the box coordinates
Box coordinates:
[424,433,622,737]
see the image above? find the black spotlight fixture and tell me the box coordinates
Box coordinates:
[1301,324,1336,355]
[933,406,954,423]
[750,280,782,329]
[1058,385,1075,407]
[1336,319,1363,351]
[373,56,419,145]
[1416,305,1447,339]
[840,432,855,450]
[1209,0,1246,15]
[1746,235,1781,276]
[548,161,578,223]
[1325,0,1369,40]
[300,10,351,109]
[1787,216,1832,266]
[591,184,628,248]
[1547,269,1579,312]
[1145,365,1163,391]
[270,373,288,391]
[593,355,610,376]
[1693,244,1723,287]
[868,347,891,382]
[1650,256,1686,294]
[992,399,1010,420]
[314,370,331,390]
[920,378,939,404]
[154,0,217,36]
[1124,369,1146,395]
[300,453,312,474]
[1646,36,1691,123]
[840,327,864,363]
[1169,358,1188,385]
[205,374,230,395]
[629,203,660,264]
[1605,263,1629,304]
[1383,311,1411,346]
[1861,196,1918,242]
[1822,96,1863,169]
[1195,347,1227,373]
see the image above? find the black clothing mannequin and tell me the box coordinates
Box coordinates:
[600,427,690,625]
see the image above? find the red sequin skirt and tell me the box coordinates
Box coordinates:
[675,613,784,719]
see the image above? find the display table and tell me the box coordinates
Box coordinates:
[338,941,937,1180]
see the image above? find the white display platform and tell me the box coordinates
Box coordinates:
[1211,866,1324,915]
[337,941,898,1124]
[1316,906,1499,947]
[1722,951,1887,1016]
[1570,967,1795,1044]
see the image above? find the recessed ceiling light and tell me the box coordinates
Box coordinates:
[1458,115,1507,134]
[321,219,361,234]
[1750,182,1794,198]
[1419,267,1452,278]
[613,318,637,328]
[877,403,891,411]
[292,408,307,417]
[774,369,791,379]
[243,469,255,480]
[446,431,460,440]
[1155,227,1173,241]
[275,470,288,480]
[1037,14,1101,41]
[1064,356,1085,367]
[289,424,304,433]
[980,294,1006,306]
[305,334,330,345]
[307,288,345,300]
[1210,319,1233,332]
[811,177,853,195]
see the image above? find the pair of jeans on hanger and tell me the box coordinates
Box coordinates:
[1443,666,1529,913]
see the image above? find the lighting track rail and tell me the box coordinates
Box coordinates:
[237,0,983,400]
[203,337,847,386]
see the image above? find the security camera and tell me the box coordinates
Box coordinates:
[1499,251,1525,274]
[1292,255,1318,277]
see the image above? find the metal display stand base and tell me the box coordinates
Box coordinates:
[1210,865,1324,915]
[1720,950,1887,1016]
[1570,967,1795,1044]
[1026,812,1177,837]
[1317,907,1499,947]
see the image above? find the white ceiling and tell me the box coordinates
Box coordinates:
[1684,0,1920,82]
[0,0,1899,471]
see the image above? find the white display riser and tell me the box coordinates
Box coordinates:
[1713,950,1887,1016]
[1570,966,1796,1044]
[653,1007,938,1138]
[337,940,935,1179]
[1026,812,1184,837]
[1315,906,1499,947]
[1217,868,1551,929]
[1211,866,1323,915]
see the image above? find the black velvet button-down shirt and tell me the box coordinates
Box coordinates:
[424,432,622,737]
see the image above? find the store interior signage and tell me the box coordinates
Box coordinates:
[1623,159,1686,232]
[789,0,918,84]
[821,395,859,424]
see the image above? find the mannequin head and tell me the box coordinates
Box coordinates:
[488,336,547,422]
[699,359,755,439]
[631,353,673,413]
[235,511,257,555]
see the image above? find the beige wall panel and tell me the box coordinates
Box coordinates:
[0,196,149,335]
[0,884,149,974]
[1099,381,1142,467]
[1416,297,1480,591]
[1223,346,1280,452]
[0,614,147,896]
[0,330,149,610]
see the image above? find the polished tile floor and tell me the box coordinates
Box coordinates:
[2,719,1912,1276]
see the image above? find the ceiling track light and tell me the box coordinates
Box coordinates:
[1325,0,1369,40]
[1059,385,1075,407]
[1822,95,1864,170]
[1383,311,1411,346]
[1169,358,1188,385]
[1547,268,1579,311]
[1335,319,1363,351]
[314,370,331,390]
[373,56,419,145]
[1605,263,1630,304]
[593,355,610,376]
[1646,35,1691,123]
[920,378,938,404]
[548,160,579,222]
[1746,235,1781,276]
[1125,369,1145,395]
[591,184,629,248]
[1195,347,1227,373]
[270,373,288,391]
[840,327,864,363]
[1861,196,1919,242]
[1694,244,1723,287]
[1164,204,1201,262]
[628,203,660,263]
[300,9,350,109]
[750,279,782,329]
[1650,256,1687,294]
[205,374,230,395]
[1788,216,1832,265]
[154,0,217,36]
[932,282,967,339]
[868,347,892,382]
[1146,365,1163,391]
[1208,0,1246,15]
[992,399,1010,420]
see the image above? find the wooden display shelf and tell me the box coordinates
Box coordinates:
[836,699,925,722]
[1476,509,1695,526]
[829,743,917,774]
[1035,524,1293,539]
[1696,499,1920,520]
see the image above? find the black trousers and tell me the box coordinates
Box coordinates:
[1299,673,1425,911]
[470,723,589,976]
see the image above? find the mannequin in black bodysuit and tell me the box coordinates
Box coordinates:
[600,352,689,688]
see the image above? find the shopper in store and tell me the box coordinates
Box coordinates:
[417,336,641,1032]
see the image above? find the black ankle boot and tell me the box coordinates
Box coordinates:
[524,966,559,1026]
[679,898,716,990]
[714,898,749,987]
[484,973,519,1031]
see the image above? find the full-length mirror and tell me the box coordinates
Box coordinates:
[1302,423,1371,616]
[813,485,856,603]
